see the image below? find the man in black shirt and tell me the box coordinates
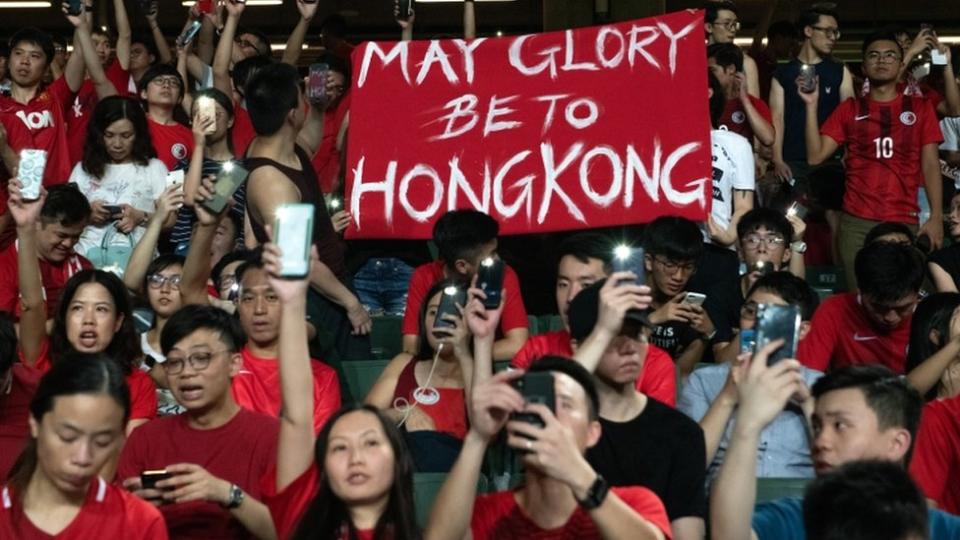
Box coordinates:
[570,278,706,540]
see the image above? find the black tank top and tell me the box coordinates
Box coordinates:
[246,145,346,278]
[775,57,845,162]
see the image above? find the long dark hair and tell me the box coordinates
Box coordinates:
[51,270,142,374]
[7,353,130,498]
[905,292,960,400]
[82,95,156,178]
[415,278,468,361]
[292,404,420,540]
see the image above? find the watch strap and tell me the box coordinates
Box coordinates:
[223,483,244,509]
[576,474,609,510]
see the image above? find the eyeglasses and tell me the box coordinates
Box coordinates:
[235,38,267,57]
[163,350,228,375]
[147,274,182,290]
[810,26,841,40]
[653,256,697,275]
[149,76,182,88]
[712,20,741,32]
[743,235,786,250]
[865,50,902,64]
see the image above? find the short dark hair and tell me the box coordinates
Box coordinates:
[862,30,904,59]
[41,184,91,227]
[212,249,255,291]
[50,33,68,51]
[323,53,351,85]
[245,62,300,136]
[803,460,928,540]
[704,1,738,24]
[527,355,600,421]
[160,304,246,356]
[234,247,265,288]
[855,242,924,304]
[556,232,613,272]
[746,272,820,321]
[798,4,838,33]
[863,222,916,246]
[904,292,960,401]
[0,313,16,378]
[129,32,159,59]
[812,365,922,464]
[9,28,54,65]
[143,254,185,293]
[708,69,725,128]
[642,215,704,263]
[138,64,184,99]
[432,210,499,267]
[707,42,744,72]
[236,26,271,57]
[736,208,793,245]
[231,55,273,98]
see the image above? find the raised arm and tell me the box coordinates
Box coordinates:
[62,7,89,93]
[769,79,792,181]
[145,2,173,65]
[113,0,132,70]
[281,0,318,66]
[8,180,47,366]
[907,333,960,397]
[179,177,227,305]
[938,46,960,117]
[573,275,651,372]
[123,185,184,293]
[799,82,839,166]
[463,0,475,40]
[295,99,326,157]
[920,143,945,250]
[195,9,217,65]
[786,214,807,280]
[68,8,118,98]
[212,0,245,95]
[394,0,414,41]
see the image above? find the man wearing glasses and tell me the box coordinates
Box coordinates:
[139,65,193,171]
[119,304,278,539]
[802,31,944,289]
[703,1,759,98]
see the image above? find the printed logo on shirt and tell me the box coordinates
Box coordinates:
[731,111,746,124]
[72,97,83,119]
[15,110,53,130]
[825,86,833,94]
[900,111,917,126]
[853,333,879,342]
[855,114,870,121]
[171,143,188,160]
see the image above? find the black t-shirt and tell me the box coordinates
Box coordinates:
[930,244,960,286]
[650,320,700,358]
[586,398,707,521]
[707,277,746,346]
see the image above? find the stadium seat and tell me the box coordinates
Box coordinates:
[527,315,539,335]
[538,314,564,334]
[339,359,391,402]
[806,266,846,293]
[370,315,404,359]
[755,477,810,504]
[413,472,488,527]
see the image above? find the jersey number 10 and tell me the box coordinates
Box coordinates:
[873,137,894,159]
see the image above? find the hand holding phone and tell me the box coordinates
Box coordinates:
[612,245,645,285]
[274,204,314,278]
[477,257,504,309]
[307,64,330,105]
[754,304,801,366]
[196,97,216,135]
[682,292,707,307]
[798,64,816,94]
[140,470,172,490]
[18,149,47,201]
[433,285,467,338]
[203,161,248,214]
[510,372,555,433]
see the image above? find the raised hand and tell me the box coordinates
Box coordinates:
[155,183,186,220]
[735,339,806,434]
[7,178,46,228]
[468,369,525,442]
[262,241,315,303]
[295,0,318,21]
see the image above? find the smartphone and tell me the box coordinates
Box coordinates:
[476,257,504,309]
[102,205,123,220]
[140,470,172,490]
[683,292,707,307]
[510,372,556,429]
[753,260,775,276]
[397,0,413,20]
[612,245,645,285]
[307,63,329,105]
[931,48,948,66]
[18,149,47,200]
[327,196,342,212]
[754,304,801,366]
[196,0,213,13]
[203,161,248,214]
[274,204,314,278]
[67,0,83,15]
[196,96,216,135]
[799,64,816,94]
[786,201,808,220]
[166,170,185,192]
[176,19,203,48]
[432,285,466,337]
[739,328,756,355]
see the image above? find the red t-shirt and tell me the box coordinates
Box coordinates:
[0,241,91,319]
[718,95,772,143]
[0,477,167,539]
[820,94,942,222]
[117,408,279,539]
[0,363,43,479]
[0,77,75,187]
[66,60,131,164]
[401,260,528,337]
[796,292,911,374]
[231,346,341,435]
[910,395,960,514]
[393,357,468,439]
[146,117,193,171]
[511,331,677,407]
[311,92,351,193]
[231,104,255,159]
[470,487,672,539]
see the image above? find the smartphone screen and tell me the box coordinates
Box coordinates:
[18,149,47,200]
[799,64,816,93]
[754,304,801,366]
[140,470,172,490]
[510,372,556,429]
[477,257,504,309]
[274,204,314,278]
[612,245,645,285]
[197,96,216,134]
[432,285,466,337]
[683,292,707,306]
[753,261,775,276]
[203,161,249,213]
[786,201,809,220]
[307,64,329,105]
[176,19,203,48]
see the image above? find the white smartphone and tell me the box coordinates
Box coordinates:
[274,204,314,278]
[18,149,47,200]
[931,48,948,66]
[166,170,185,191]
[196,96,216,134]
[683,292,707,307]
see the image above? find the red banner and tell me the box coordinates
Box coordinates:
[345,9,711,239]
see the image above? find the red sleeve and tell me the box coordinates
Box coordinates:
[637,345,676,407]
[469,492,513,540]
[47,77,76,113]
[749,95,772,123]
[126,371,157,421]
[909,402,955,504]
[820,98,853,144]
[499,265,528,332]
[105,60,131,97]
[259,463,319,540]
[0,250,18,315]
[511,338,543,370]
[311,363,341,434]
[796,297,838,372]
[919,98,944,145]
[401,264,433,336]
[613,486,673,539]
[116,425,147,482]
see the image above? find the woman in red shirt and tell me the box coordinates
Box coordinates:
[0,353,167,539]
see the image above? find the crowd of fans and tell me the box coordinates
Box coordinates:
[0,0,960,538]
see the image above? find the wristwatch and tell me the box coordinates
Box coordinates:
[790,241,807,254]
[222,483,244,509]
[576,474,610,510]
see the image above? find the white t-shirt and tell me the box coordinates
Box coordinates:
[69,159,168,261]
[941,117,960,152]
[704,129,755,248]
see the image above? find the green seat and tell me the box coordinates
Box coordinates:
[755,477,810,504]
[538,314,564,334]
[527,315,539,335]
[339,359,390,402]
[370,315,403,359]
[413,472,488,527]
[806,266,846,292]
[494,360,511,373]
[813,287,834,301]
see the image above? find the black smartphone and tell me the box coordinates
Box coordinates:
[786,200,809,220]
[511,372,556,429]
[66,0,83,15]
[477,257,504,309]
[203,161,249,214]
[753,260,775,276]
[140,469,172,490]
[754,304,801,366]
[398,0,413,20]
[612,245,645,285]
[432,285,466,338]
[102,205,123,220]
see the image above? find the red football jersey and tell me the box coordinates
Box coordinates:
[66,60,132,164]
[0,364,43,479]
[231,104,256,159]
[0,77,75,186]
[147,116,193,171]
[718,95,772,144]
[821,94,942,222]
[0,241,92,319]
[909,395,960,515]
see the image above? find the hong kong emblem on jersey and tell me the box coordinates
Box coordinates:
[172,143,188,161]
[731,111,746,124]
[900,111,917,126]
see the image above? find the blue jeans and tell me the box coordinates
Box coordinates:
[353,258,414,316]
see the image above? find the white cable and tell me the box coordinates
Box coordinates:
[395,343,443,428]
